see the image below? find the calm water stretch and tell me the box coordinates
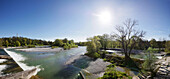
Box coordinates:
[7,46,87,79]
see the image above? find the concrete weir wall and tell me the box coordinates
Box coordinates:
[2,48,40,79]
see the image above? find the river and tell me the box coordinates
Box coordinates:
[7,46,87,79]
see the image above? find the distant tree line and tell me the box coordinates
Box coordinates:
[0,36,52,47]
[75,42,87,46]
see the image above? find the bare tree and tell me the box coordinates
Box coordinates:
[112,18,146,64]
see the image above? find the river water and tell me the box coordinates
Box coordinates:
[7,46,87,79]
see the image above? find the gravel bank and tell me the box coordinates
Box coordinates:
[16,47,63,52]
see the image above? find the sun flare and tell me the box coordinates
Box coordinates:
[96,10,112,24]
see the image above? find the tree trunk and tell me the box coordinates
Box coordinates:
[125,53,130,65]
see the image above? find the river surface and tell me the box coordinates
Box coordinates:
[7,46,87,79]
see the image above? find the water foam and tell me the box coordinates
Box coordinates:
[4,48,41,76]
[0,65,7,75]
[0,59,7,63]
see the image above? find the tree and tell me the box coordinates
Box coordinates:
[165,41,170,53]
[53,39,63,47]
[16,41,21,46]
[23,38,27,46]
[28,40,32,45]
[112,18,145,65]
[86,36,101,58]
[98,34,111,50]
[5,40,9,47]
[150,39,157,48]
[0,39,3,47]
[142,47,157,78]
[63,38,68,43]
[69,40,74,44]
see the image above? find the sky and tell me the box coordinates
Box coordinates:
[0,0,170,42]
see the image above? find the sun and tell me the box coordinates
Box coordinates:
[96,10,112,24]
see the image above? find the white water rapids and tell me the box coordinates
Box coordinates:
[4,48,41,76]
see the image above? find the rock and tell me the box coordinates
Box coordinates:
[0,55,12,59]
[0,68,36,79]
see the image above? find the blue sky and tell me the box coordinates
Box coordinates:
[0,0,170,42]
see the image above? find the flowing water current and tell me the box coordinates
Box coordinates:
[6,46,87,79]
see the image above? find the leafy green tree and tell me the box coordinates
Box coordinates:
[98,34,111,50]
[23,38,27,46]
[150,39,157,48]
[5,40,9,47]
[8,38,12,46]
[69,40,74,44]
[53,39,63,47]
[63,38,68,43]
[16,41,21,46]
[142,47,157,78]
[32,40,36,45]
[63,43,68,50]
[86,36,101,58]
[0,39,3,47]
[76,42,87,46]
[28,40,32,45]
[165,41,170,53]
[87,40,96,54]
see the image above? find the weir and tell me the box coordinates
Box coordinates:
[3,48,41,78]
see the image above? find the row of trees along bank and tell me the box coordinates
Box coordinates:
[86,18,170,64]
[0,37,52,47]
[86,18,170,78]
[0,37,78,50]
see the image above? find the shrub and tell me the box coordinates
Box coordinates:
[98,64,132,79]
[93,52,100,58]
[142,47,157,78]
[63,45,68,50]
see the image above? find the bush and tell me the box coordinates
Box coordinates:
[98,64,132,79]
[63,45,68,50]
[85,52,100,59]
[93,52,100,58]
[146,47,159,53]
[142,47,157,78]
[104,55,144,68]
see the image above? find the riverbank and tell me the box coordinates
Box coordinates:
[2,46,87,79]
[0,49,23,76]
[15,47,63,52]
[3,48,41,79]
